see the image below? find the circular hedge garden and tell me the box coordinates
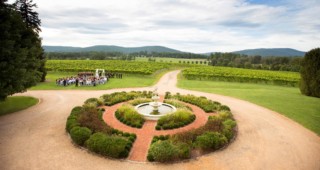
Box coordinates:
[65,91,237,162]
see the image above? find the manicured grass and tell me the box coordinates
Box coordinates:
[30,71,166,90]
[0,96,38,116]
[178,78,320,135]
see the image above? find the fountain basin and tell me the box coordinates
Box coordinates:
[135,102,177,120]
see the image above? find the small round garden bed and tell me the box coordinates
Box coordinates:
[65,91,237,163]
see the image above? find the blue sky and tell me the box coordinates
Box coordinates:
[8,0,320,53]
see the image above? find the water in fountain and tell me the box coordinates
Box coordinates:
[135,87,176,120]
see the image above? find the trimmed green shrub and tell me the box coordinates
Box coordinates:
[128,98,152,106]
[102,91,152,106]
[66,118,80,132]
[82,102,98,114]
[78,108,113,134]
[70,126,92,146]
[205,116,223,132]
[219,111,233,120]
[115,104,145,128]
[147,153,155,162]
[219,105,231,111]
[195,132,228,150]
[163,99,192,111]
[148,140,178,162]
[147,139,190,162]
[156,108,195,130]
[176,142,191,159]
[128,136,135,142]
[172,94,221,112]
[65,106,84,132]
[71,106,83,115]
[84,98,104,107]
[222,119,237,141]
[223,119,236,129]
[171,128,199,145]
[164,91,172,99]
[85,132,129,158]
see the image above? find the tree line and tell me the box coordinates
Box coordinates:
[209,52,302,72]
[44,51,208,60]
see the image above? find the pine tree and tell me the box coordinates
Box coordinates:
[0,1,43,100]
[13,0,41,32]
[14,0,46,82]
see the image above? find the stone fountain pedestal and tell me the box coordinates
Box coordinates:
[134,88,177,120]
[150,95,160,114]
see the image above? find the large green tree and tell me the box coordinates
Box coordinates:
[300,48,320,98]
[14,0,46,82]
[0,1,43,100]
[13,0,41,32]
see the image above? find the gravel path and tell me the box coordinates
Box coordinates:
[0,70,319,170]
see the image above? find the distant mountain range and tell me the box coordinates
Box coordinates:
[232,48,305,57]
[43,45,181,53]
[43,45,305,57]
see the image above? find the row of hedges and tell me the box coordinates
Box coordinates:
[166,92,230,113]
[128,97,152,106]
[102,91,152,106]
[163,99,192,111]
[156,108,196,130]
[115,104,145,128]
[148,110,236,162]
[66,106,83,133]
[66,93,138,159]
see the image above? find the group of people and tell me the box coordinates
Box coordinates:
[56,76,108,87]
[56,71,124,87]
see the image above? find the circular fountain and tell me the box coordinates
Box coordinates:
[135,88,176,120]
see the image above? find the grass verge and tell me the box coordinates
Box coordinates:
[30,69,169,90]
[0,96,38,116]
[178,77,320,135]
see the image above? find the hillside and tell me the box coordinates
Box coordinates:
[43,45,181,53]
[232,48,305,57]
[43,45,306,57]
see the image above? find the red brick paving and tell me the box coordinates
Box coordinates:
[102,96,214,162]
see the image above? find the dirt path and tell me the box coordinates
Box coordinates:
[0,70,319,170]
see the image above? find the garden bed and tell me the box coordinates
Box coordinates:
[65,91,237,162]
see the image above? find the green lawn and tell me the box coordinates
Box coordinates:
[0,96,38,116]
[30,71,166,90]
[178,78,320,135]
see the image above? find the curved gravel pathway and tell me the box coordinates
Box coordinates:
[0,70,319,170]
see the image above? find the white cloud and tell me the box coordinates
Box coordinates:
[9,0,320,52]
